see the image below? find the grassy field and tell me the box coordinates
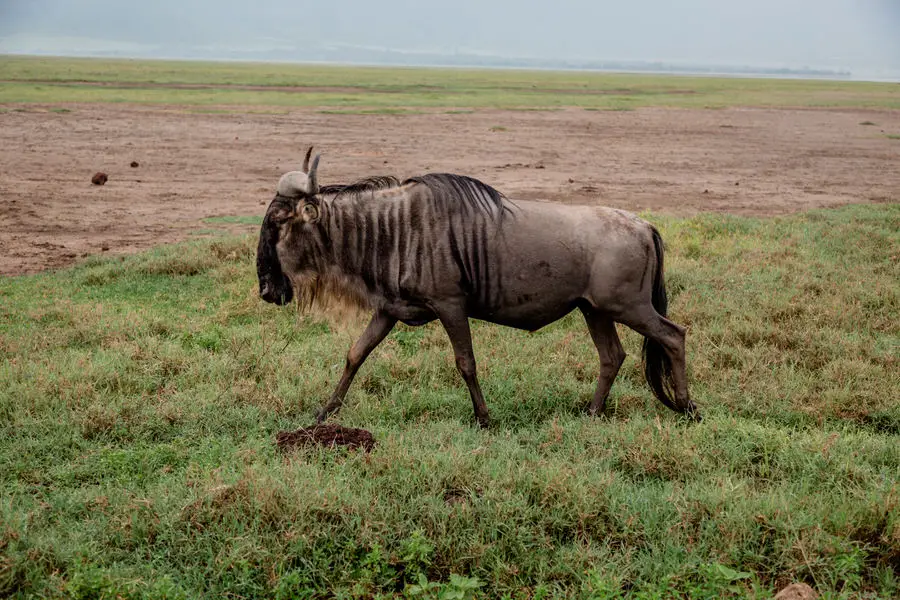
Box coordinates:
[1,203,898,598]
[2,55,900,109]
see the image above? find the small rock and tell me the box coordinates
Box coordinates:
[101,244,110,252]
[735,181,740,186]
[568,178,575,184]
[703,189,709,194]
[774,583,818,600]
[91,172,108,185]
[130,161,139,168]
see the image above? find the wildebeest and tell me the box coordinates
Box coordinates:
[257,148,700,427]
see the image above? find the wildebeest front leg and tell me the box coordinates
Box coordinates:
[581,308,626,416]
[435,306,490,428]
[315,311,397,423]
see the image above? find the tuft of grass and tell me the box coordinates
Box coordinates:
[0,204,898,598]
[488,125,507,132]
[859,120,877,126]
[886,134,900,140]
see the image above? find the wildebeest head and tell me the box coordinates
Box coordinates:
[257,147,321,305]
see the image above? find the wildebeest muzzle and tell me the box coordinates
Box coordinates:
[259,274,293,305]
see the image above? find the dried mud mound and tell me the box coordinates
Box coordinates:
[276,424,376,452]
[774,584,818,600]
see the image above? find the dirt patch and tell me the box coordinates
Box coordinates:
[0,104,898,275]
[276,423,376,452]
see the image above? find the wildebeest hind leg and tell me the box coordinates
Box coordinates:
[315,311,397,423]
[435,305,490,428]
[580,308,626,416]
[618,306,699,419]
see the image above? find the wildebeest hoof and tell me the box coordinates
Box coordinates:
[684,408,702,423]
[476,417,490,429]
[586,405,606,418]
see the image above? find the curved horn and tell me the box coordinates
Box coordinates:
[307,154,321,195]
[302,146,313,173]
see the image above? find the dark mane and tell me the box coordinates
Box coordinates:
[323,172,513,224]
[319,176,401,198]
[405,173,513,222]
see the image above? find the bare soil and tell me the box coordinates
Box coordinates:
[276,423,376,452]
[1,104,898,276]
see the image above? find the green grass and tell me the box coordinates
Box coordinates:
[2,55,899,109]
[1,204,898,598]
[886,134,900,140]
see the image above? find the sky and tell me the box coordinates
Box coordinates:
[1,0,899,78]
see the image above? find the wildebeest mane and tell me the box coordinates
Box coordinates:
[319,176,402,198]
[322,173,512,223]
[405,173,513,222]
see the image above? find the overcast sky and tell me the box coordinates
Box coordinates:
[1,0,899,76]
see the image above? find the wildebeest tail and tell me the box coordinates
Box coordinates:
[642,226,678,412]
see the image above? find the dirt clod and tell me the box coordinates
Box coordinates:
[130,161,139,168]
[774,583,818,600]
[276,423,376,452]
[91,172,108,185]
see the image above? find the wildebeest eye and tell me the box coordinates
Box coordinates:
[270,208,294,224]
[265,199,297,225]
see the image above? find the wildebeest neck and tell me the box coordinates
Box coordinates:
[320,173,513,308]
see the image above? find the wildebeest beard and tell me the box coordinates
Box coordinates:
[285,269,376,319]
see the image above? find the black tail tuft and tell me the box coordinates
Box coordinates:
[642,226,679,412]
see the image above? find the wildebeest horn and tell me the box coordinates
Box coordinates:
[275,152,321,197]
[307,154,321,195]
[302,146,313,173]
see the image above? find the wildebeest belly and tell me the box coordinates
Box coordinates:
[470,299,582,332]
[469,252,589,331]
[381,299,438,326]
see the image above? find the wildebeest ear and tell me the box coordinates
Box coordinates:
[300,200,320,223]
